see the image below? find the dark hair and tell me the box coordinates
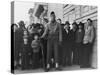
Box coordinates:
[50,11,55,15]
[72,22,77,26]
[57,18,61,21]
[78,22,84,30]
[34,33,39,37]
[34,23,41,28]
[65,21,70,25]
[72,22,78,30]
[61,24,65,26]
[11,23,18,30]
[43,18,48,23]
[18,20,25,27]
[27,24,33,30]
[31,23,35,28]
[87,18,92,23]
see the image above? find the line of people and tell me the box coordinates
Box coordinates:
[11,11,95,71]
[12,21,45,70]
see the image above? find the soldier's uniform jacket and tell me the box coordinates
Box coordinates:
[42,21,62,42]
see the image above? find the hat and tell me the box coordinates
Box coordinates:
[72,22,77,25]
[65,21,70,25]
[78,22,84,28]
[18,20,25,27]
[79,22,83,26]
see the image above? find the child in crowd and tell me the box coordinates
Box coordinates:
[31,34,41,69]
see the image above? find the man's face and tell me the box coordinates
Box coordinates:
[57,20,61,24]
[34,35,38,40]
[64,24,69,30]
[73,24,77,29]
[79,25,82,29]
[87,20,91,26]
[50,15,55,22]
[24,31,27,35]
[24,38,28,45]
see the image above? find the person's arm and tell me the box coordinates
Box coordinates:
[82,29,85,42]
[58,23,62,42]
[90,26,95,43]
[41,24,49,38]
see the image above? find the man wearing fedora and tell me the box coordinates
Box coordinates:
[62,21,72,66]
[71,22,78,65]
[75,22,85,65]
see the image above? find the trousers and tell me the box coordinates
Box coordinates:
[47,38,59,65]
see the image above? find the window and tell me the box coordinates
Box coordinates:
[91,6,97,10]
[75,6,81,19]
[82,6,89,13]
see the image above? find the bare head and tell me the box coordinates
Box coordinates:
[87,18,92,26]
[50,11,56,22]
[11,24,18,32]
[57,18,61,24]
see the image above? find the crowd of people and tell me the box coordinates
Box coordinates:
[11,11,95,72]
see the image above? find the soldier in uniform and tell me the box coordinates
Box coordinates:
[41,11,62,71]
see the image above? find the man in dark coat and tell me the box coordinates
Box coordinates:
[62,21,72,66]
[17,21,26,70]
[70,22,78,65]
[57,18,64,66]
[75,22,85,66]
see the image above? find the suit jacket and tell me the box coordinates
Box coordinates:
[15,28,24,52]
[70,29,76,44]
[62,27,71,43]
[83,25,95,44]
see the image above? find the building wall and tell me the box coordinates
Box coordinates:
[47,3,64,23]
[14,1,35,26]
[34,3,97,68]
[63,4,97,68]
[63,4,97,24]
